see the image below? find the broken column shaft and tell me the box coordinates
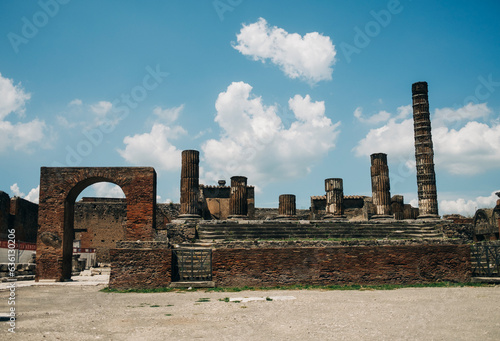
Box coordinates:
[279,194,296,217]
[179,150,200,218]
[412,82,439,218]
[370,153,392,217]
[229,176,248,218]
[325,178,345,217]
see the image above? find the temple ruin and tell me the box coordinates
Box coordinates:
[2,81,499,287]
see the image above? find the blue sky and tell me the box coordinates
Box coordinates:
[1,0,499,216]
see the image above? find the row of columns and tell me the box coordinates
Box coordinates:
[180,150,253,219]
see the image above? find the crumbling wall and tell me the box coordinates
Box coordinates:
[212,244,471,287]
[108,241,171,289]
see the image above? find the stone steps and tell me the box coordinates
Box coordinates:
[197,222,443,241]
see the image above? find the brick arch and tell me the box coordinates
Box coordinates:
[36,167,157,281]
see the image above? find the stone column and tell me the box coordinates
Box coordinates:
[179,150,201,218]
[370,153,392,218]
[412,82,439,218]
[324,178,345,218]
[278,194,296,217]
[229,176,247,219]
[391,195,404,220]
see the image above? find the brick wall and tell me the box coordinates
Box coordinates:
[0,191,10,240]
[212,244,471,287]
[9,197,38,243]
[108,247,172,289]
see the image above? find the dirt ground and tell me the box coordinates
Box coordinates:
[1,283,500,340]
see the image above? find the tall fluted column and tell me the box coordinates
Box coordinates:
[324,178,345,218]
[279,194,296,217]
[229,176,247,219]
[412,82,439,218]
[370,153,392,218]
[179,150,201,218]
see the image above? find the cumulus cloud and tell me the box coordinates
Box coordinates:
[354,102,500,176]
[0,73,31,120]
[90,101,112,115]
[201,81,340,185]
[0,73,48,153]
[88,183,125,198]
[69,98,83,106]
[440,190,499,216]
[233,18,336,84]
[10,183,40,203]
[153,104,184,123]
[353,106,391,124]
[118,105,187,172]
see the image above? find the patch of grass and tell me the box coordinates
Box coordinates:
[150,305,160,308]
[206,282,492,292]
[101,281,492,294]
[241,306,247,308]
[165,314,172,316]
[266,297,273,301]
[218,297,230,302]
[196,298,210,303]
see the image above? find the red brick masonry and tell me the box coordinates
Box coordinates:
[212,244,471,287]
[108,244,470,289]
[109,248,172,289]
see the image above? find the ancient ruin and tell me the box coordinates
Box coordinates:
[412,81,439,218]
[3,81,499,288]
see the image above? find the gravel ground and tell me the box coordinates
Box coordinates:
[1,282,499,340]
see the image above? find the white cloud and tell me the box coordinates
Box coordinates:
[0,73,30,120]
[0,73,47,153]
[201,81,340,185]
[89,183,125,198]
[69,98,82,106]
[440,190,499,216]
[233,18,336,84]
[90,101,112,115]
[118,123,186,171]
[354,102,500,176]
[153,104,184,123]
[9,183,40,203]
[10,183,24,197]
[25,185,39,203]
[0,119,47,153]
[353,106,391,124]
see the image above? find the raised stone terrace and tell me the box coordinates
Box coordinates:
[196,219,444,242]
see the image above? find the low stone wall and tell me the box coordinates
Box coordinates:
[109,242,171,289]
[212,244,471,287]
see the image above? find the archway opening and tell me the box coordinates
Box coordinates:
[63,179,126,279]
